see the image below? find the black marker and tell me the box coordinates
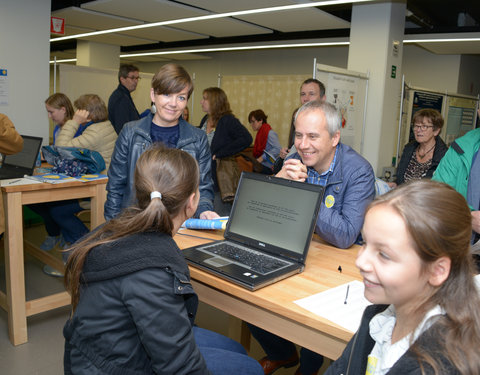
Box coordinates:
[344,285,350,304]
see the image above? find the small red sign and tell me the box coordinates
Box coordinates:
[51,17,65,35]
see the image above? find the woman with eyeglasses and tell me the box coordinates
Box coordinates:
[388,109,447,188]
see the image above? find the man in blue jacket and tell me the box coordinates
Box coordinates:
[108,64,140,134]
[250,100,375,375]
[278,100,375,249]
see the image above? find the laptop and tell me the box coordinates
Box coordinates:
[183,172,324,291]
[0,135,43,179]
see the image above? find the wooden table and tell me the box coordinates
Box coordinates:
[1,179,107,345]
[174,229,361,360]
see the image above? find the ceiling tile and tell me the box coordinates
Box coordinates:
[169,17,272,37]
[51,25,158,46]
[237,8,350,32]
[52,6,142,30]
[82,0,209,22]
[119,25,208,43]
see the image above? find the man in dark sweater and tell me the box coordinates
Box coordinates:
[108,64,140,134]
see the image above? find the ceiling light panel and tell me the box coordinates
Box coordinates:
[52,6,143,31]
[53,25,158,46]
[237,8,349,32]
[180,0,300,13]
[415,41,480,55]
[82,0,271,39]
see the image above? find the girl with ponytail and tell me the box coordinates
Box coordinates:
[63,145,262,375]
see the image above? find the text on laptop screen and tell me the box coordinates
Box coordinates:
[3,137,39,168]
[228,177,319,255]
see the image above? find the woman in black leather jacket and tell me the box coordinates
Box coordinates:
[105,64,218,221]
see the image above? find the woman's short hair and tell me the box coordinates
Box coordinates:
[151,64,193,99]
[45,93,74,121]
[412,108,444,131]
[248,109,268,124]
[74,94,108,123]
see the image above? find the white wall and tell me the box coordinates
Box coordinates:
[137,46,349,126]
[457,55,480,97]
[402,45,461,93]
[1,0,51,142]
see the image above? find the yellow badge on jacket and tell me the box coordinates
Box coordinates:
[325,194,335,208]
[365,355,378,375]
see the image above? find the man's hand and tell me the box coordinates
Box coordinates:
[279,147,290,159]
[200,210,220,220]
[73,109,90,125]
[472,211,480,234]
[275,158,308,182]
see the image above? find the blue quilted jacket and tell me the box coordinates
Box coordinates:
[288,143,375,248]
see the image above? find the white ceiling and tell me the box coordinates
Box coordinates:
[50,0,480,63]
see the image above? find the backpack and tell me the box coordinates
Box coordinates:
[42,145,106,177]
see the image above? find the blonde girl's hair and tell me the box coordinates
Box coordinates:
[45,93,74,122]
[64,145,200,311]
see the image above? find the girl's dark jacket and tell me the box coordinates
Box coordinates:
[63,231,211,375]
[324,304,459,375]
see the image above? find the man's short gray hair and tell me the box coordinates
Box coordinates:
[294,100,341,137]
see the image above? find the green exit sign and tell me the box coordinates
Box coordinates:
[391,65,397,78]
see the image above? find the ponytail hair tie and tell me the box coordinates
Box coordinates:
[150,191,162,200]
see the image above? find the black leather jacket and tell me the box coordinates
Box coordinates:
[104,114,214,220]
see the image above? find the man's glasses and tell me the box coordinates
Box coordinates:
[413,124,434,131]
[127,75,141,81]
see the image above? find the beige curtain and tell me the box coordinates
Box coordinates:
[222,74,309,148]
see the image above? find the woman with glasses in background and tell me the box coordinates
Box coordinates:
[389,109,447,188]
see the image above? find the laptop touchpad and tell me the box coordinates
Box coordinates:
[205,257,231,267]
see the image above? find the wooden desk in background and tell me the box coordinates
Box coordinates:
[1,179,107,346]
[174,229,361,360]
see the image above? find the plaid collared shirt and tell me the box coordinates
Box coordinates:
[306,146,338,186]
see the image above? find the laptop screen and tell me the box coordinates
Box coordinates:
[3,136,42,169]
[225,173,323,260]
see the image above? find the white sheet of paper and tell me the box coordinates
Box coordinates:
[295,275,480,334]
[1,177,42,186]
[294,280,372,333]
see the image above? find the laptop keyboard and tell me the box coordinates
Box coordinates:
[201,243,291,275]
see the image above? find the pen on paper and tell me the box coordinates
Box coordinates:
[7,179,21,185]
[344,285,350,304]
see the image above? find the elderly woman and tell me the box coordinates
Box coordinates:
[248,109,281,174]
[389,108,447,188]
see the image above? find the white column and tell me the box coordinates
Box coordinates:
[0,0,50,139]
[77,40,120,70]
[348,0,406,175]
